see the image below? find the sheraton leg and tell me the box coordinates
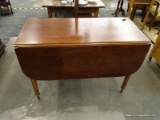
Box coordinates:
[120,75,131,93]
[31,79,40,99]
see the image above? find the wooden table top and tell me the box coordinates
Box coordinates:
[15,18,151,47]
[42,0,105,8]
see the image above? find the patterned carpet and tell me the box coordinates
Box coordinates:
[133,17,159,43]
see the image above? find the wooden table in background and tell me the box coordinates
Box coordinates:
[42,0,105,17]
[15,18,151,99]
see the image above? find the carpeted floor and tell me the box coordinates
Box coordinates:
[0,9,48,44]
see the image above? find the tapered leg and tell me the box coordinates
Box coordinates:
[31,79,40,99]
[120,75,131,93]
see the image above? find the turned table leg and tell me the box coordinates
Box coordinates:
[120,75,131,93]
[31,79,40,99]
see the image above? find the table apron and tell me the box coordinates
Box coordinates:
[47,7,99,17]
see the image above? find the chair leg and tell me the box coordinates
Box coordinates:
[149,17,156,31]
[127,3,129,12]
[141,0,155,30]
[112,0,121,17]
[130,5,137,20]
[141,6,147,22]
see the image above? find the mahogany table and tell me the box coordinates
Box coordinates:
[42,0,105,18]
[15,18,151,99]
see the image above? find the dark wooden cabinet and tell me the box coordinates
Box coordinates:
[0,39,5,57]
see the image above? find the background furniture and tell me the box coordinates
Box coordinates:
[130,4,147,20]
[42,0,105,18]
[0,39,5,57]
[149,33,160,66]
[113,0,148,19]
[0,0,13,15]
[127,0,154,30]
[14,18,151,99]
[112,0,125,17]
[148,0,160,30]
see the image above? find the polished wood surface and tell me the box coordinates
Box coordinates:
[15,18,151,98]
[15,18,150,45]
[42,0,105,17]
